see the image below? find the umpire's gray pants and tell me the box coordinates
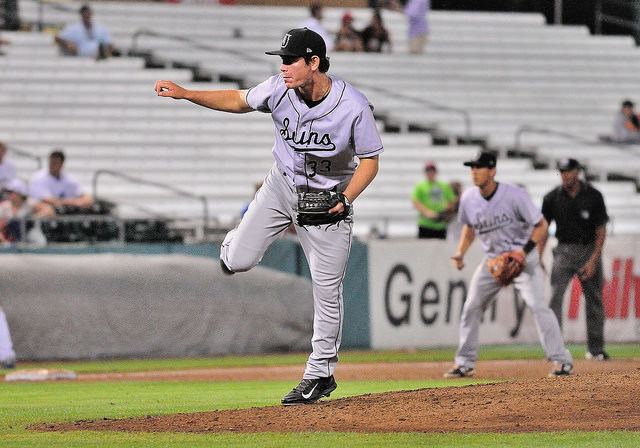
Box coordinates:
[221,164,352,379]
[455,252,572,369]
[549,243,605,354]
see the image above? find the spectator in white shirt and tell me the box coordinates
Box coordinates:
[30,150,94,218]
[301,2,334,51]
[0,142,17,190]
[54,4,113,59]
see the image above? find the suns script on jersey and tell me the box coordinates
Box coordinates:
[280,117,336,152]
[473,213,512,234]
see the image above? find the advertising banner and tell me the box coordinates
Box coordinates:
[368,237,640,349]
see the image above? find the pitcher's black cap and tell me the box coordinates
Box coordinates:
[266,28,326,59]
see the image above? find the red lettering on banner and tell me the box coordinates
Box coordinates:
[636,277,640,319]
[621,258,633,318]
[568,257,638,321]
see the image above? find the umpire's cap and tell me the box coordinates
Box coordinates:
[463,150,497,168]
[557,158,581,171]
[266,28,326,59]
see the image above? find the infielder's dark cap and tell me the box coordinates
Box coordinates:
[463,150,497,168]
[265,28,326,58]
[557,158,580,171]
[622,99,634,108]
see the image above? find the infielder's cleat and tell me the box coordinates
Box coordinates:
[281,375,337,405]
[443,365,475,378]
[585,351,610,361]
[548,362,573,377]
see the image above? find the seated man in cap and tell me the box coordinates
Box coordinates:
[55,4,114,59]
[446,150,573,379]
[0,178,33,244]
[540,158,610,361]
[411,161,457,239]
[612,99,640,144]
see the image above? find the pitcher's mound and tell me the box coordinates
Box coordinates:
[35,370,640,433]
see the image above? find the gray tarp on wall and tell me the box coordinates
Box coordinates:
[0,254,314,360]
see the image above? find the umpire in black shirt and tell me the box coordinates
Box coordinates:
[541,158,609,360]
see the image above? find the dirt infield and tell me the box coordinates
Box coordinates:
[35,359,640,434]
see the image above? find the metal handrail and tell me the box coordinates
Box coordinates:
[513,125,632,151]
[595,0,640,37]
[30,0,76,31]
[6,144,43,170]
[130,29,275,70]
[92,169,209,240]
[356,83,473,141]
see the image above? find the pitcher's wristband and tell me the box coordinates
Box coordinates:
[523,240,536,254]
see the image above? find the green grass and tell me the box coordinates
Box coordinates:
[2,378,638,447]
[10,343,640,374]
[0,345,638,447]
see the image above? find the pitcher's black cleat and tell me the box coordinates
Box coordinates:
[281,375,337,405]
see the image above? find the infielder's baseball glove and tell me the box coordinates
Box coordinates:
[297,191,350,226]
[486,250,526,286]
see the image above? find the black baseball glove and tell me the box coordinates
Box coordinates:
[296,191,350,226]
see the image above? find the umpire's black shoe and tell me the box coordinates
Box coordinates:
[585,351,610,361]
[281,376,337,405]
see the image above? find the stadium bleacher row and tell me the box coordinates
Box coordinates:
[3,1,640,238]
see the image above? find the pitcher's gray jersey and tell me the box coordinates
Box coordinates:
[245,74,384,190]
[458,183,542,257]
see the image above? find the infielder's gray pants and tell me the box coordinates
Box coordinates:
[455,252,572,369]
[549,243,604,354]
[221,164,352,379]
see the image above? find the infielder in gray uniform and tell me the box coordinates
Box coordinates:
[155,28,383,405]
[445,151,573,378]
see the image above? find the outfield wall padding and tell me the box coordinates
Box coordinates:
[0,254,314,360]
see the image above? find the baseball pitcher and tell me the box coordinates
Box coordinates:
[155,28,383,405]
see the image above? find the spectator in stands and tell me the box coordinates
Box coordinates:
[0,178,32,244]
[334,11,364,52]
[412,161,457,239]
[0,142,17,190]
[361,9,392,53]
[612,99,640,144]
[301,2,334,52]
[54,4,114,59]
[29,150,94,218]
[401,0,429,54]
[0,35,9,56]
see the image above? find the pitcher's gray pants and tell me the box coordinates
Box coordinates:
[455,252,572,369]
[221,164,352,379]
[549,243,605,355]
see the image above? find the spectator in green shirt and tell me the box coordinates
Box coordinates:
[412,161,457,239]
